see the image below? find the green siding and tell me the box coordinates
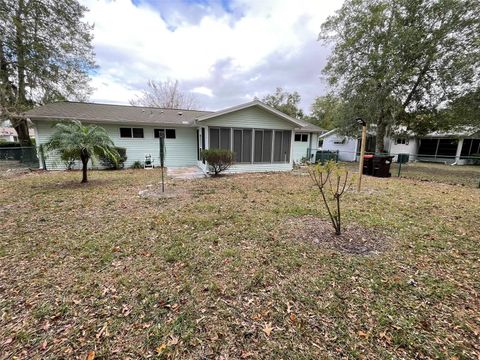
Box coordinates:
[34,121,197,170]
[200,106,296,130]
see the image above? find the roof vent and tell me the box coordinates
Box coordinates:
[178,111,183,116]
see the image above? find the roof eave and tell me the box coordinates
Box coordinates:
[27,116,195,127]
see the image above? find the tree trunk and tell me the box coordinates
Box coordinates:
[11,0,32,146]
[11,118,32,146]
[81,152,89,183]
[375,120,387,153]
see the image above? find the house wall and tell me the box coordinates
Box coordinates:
[292,133,310,163]
[322,133,358,162]
[34,121,197,170]
[388,138,418,162]
[200,106,297,130]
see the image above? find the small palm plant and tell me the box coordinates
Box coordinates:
[46,120,119,183]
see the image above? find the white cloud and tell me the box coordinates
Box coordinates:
[192,86,214,97]
[82,0,343,110]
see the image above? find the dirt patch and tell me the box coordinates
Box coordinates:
[281,215,391,255]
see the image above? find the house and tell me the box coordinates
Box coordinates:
[25,100,324,172]
[0,127,19,142]
[319,127,480,164]
[0,127,35,143]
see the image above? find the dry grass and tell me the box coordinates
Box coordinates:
[1,169,479,359]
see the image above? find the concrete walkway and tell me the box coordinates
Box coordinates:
[167,166,206,180]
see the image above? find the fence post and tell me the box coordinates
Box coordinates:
[397,161,402,177]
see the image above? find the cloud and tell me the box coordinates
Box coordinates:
[82,0,343,111]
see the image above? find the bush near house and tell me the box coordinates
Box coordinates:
[100,147,127,169]
[201,148,234,176]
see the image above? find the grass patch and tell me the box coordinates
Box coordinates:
[0,169,479,358]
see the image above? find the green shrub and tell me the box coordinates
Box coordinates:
[60,149,78,170]
[0,142,21,148]
[131,160,143,169]
[100,147,127,169]
[201,148,234,176]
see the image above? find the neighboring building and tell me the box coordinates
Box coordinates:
[25,100,324,173]
[320,127,480,164]
[0,127,19,142]
[0,127,35,143]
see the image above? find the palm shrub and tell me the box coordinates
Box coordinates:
[100,147,127,169]
[201,148,234,176]
[46,120,119,183]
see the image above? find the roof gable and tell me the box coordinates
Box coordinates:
[196,100,308,128]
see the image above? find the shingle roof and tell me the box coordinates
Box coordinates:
[24,101,326,132]
[24,101,213,127]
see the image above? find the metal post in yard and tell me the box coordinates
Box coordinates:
[397,160,402,177]
[159,133,165,193]
[356,118,367,192]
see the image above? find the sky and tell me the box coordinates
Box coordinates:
[81,0,344,112]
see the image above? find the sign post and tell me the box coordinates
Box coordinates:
[159,132,165,193]
[356,117,367,192]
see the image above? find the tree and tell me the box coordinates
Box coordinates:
[46,120,119,183]
[320,0,480,152]
[308,161,352,235]
[130,80,198,109]
[0,0,95,145]
[306,95,345,130]
[260,87,304,119]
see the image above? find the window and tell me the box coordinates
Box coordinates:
[120,127,144,138]
[318,139,324,148]
[120,128,132,138]
[166,129,176,139]
[333,137,346,145]
[396,138,409,145]
[294,133,308,142]
[273,130,291,162]
[155,129,176,139]
[209,127,231,150]
[254,130,273,163]
[132,128,144,138]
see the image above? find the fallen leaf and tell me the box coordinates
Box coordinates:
[85,351,95,360]
[262,322,273,337]
[358,330,369,339]
[40,340,48,350]
[167,336,179,346]
[156,344,167,354]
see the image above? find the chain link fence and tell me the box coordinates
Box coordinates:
[309,148,480,188]
[0,146,40,170]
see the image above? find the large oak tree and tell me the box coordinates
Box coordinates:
[0,0,95,145]
[320,0,480,151]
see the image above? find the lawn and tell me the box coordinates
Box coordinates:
[1,169,479,359]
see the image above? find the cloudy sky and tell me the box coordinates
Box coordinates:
[82,0,343,112]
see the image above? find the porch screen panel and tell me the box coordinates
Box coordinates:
[254,130,263,163]
[220,128,231,150]
[263,130,272,162]
[210,128,219,149]
[418,139,437,156]
[282,131,291,162]
[273,131,283,162]
[233,130,242,162]
[242,130,252,163]
[437,139,458,156]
